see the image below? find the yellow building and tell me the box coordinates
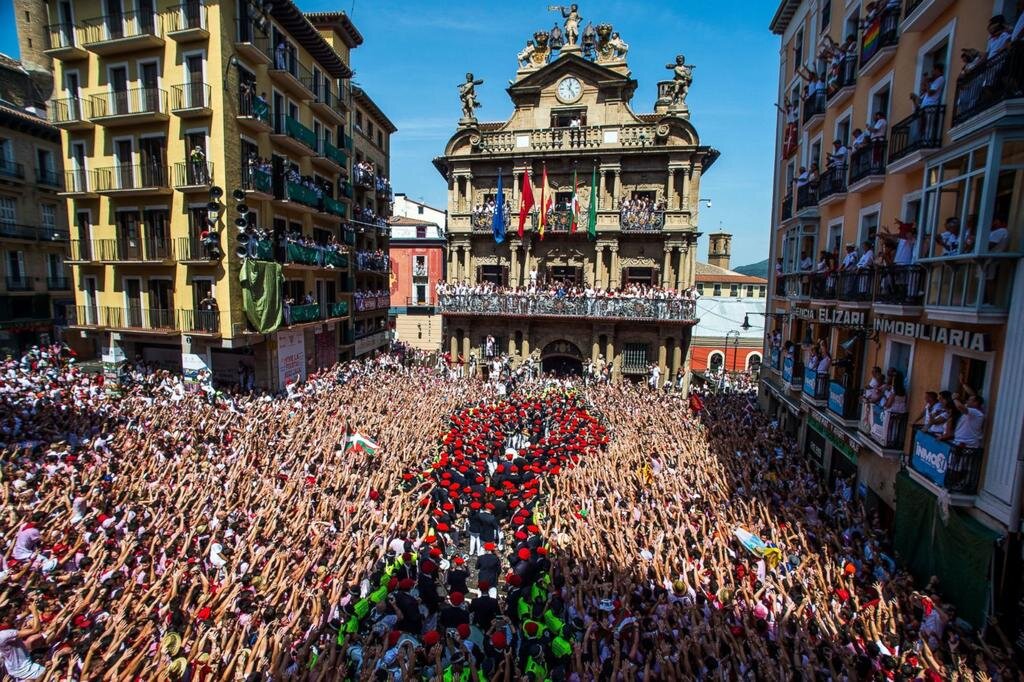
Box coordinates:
[32,0,394,388]
[435,10,718,383]
[0,55,75,355]
[764,0,1023,625]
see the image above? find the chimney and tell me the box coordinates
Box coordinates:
[708,231,732,270]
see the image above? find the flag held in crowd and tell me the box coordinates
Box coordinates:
[346,432,379,455]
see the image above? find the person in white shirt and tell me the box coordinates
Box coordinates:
[950,385,985,448]
[799,251,814,271]
[935,217,960,255]
[870,111,888,141]
[827,139,848,169]
[0,628,44,681]
[912,65,946,109]
[841,243,858,269]
[986,17,1012,58]
[856,240,875,269]
[851,127,869,150]
[987,217,1010,252]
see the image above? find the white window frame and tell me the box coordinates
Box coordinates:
[111,135,135,166]
[707,351,726,369]
[745,351,763,369]
[867,70,894,122]
[857,201,882,246]
[834,104,854,144]
[0,196,16,224]
[941,346,995,400]
[40,204,56,231]
[914,19,956,96]
[181,49,206,84]
[827,216,845,255]
[883,337,915,392]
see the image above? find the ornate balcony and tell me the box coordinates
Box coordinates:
[472,207,511,233]
[888,105,945,170]
[620,210,665,234]
[836,269,875,303]
[90,88,169,126]
[809,272,837,300]
[80,9,165,55]
[827,54,857,106]
[49,97,94,131]
[476,123,664,154]
[795,183,818,215]
[439,294,697,324]
[170,82,212,117]
[848,140,887,190]
[951,43,1024,134]
[45,23,87,60]
[163,2,208,42]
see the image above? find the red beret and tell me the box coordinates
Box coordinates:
[454,556,465,566]
[507,574,522,586]
[388,577,398,591]
[436,523,449,532]
[470,502,481,510]
[478,579,490,590]
[422,535,436,544]
[514,531,527,541]
[421,559,437,574]
[450,591,464,606]
[442,502,454,511]
[524,621,539,636]
[527,525,539,533]
[429,547,442,558]
[491,631,507,648]
[457,623,471,639]
[483,542,496,551]
[399,578,415,590]
[536,546,548,555]
[517,548,532,561]
[422,630,440,646]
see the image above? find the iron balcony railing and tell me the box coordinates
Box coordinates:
[173,160,213,187]
[354,294,390,312]
[36,167,62,188]
[910,427,982,495]
[47,276,71,290]
[904,0,926,17]
[817,165,847,201]
[66,240,94,261]
[170,82,211,111]
[827,380,861,420]
[47,22,81,50]
[889,105,945,163]
[802,90,826,123]
[179,309,220,334]
[72,305,177,331]
[848,139,887,184]
[235,19,272,57]
[175,236,218,262]
[952,42,1024,128]
[783,273,809,298]
[90,87,167,118]
[238,90,271,124]
[802,367,829,400]
[64,169,98,193]
[353,166,375,190]
[321,140,347,167]
[827,54,857,98]
[242,166,272,194]
[0,222,68,241]
[809,272,837,299]
[620,210,665,233]
[4,276,31,291]
[780,192,793,221]
[0,159,25,180]
[875,265,925,305]
[786,358,804,389]
[324,196,346,218]
[88,236,173,261]
[861,403,908,449]
[328,301,349,317]
[796,182,818,210]
[859,6,899,67]
[285,180,321,209]
[50,96,93,124]
[81,9,162,44]
[472,207,512,233]
[438,294,697,322]
[836,269,875,302]
[95,164,169,191]
[275,114,316,151]
[163,2,207,33]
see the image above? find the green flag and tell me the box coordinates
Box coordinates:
[587,165,598,240]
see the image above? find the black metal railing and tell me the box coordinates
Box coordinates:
[95,164,169,191]
[270,50,313,93]
[47,276,71,290]
[909,427,982,494]
[238,90,271,125]
[50,96,92,124]
[903,0,926,18]
[234,20,273,59]
[0,222,68,241]
[859,6,900,67]
[175,236,218,261]
[787,358,804,389]
[47,22,81,50]
[36,167,62,187]
[866,408,907,449]
[827,380,861,420]
[90,236,173,261]
[780,192,793,221]
[889,105,945,163]
[827,54,858,98]
[837,269,875,302]
[802,367,829,400]
[875,265,925,305]
[0,158,25,180]
[90,87,167,118]
[66,240,95,261]
[170,82,210,111]
[951,43,1024,127]
[783,273,809,298]
[81,9,162,44]
[4,276,31,291]
[438,294,697,322]
[809,272,837,299]
[99,306,177,330]
[179,308,220,334]
[163,2,206,33]
[796,182,818,211]
[802,90,826,123]
[64,169,97,193]
[620,210,665,233]
[173,160,213,187]
[848,139,887,184]
[818,165,847,201]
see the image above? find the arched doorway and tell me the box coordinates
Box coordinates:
[541,340,584,376]
[708,351,724,374]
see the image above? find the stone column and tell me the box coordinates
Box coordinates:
[450,334,458,357]
[666,168,676,210]
[510,240,520,287]
[461,334,471,360]
[689,165,701,210]
[681,167,691,210]
[662,245,673,287]
[658,336,668,379]
[613,169,622,205]
[671,341,682,378]
[610,244,620,288]
[592,337,601,362]
[593,244,603,288]
[465,247,475,283]
[508,335,515,357]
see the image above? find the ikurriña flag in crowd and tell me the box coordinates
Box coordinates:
[345,432,379,455]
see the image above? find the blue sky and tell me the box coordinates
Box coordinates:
[0,0,780,267]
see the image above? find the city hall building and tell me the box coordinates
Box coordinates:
[434,11,719,382]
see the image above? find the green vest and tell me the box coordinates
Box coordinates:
[524,655,547,680]
[522,618,545,639]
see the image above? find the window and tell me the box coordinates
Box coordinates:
[413,255,427,278]
[843,6,860,46]
[794,28,804,71]
[624,267,655,286]
[869,81,891,122]
[621,343,650,374]
[820,0,831,33]
[759,285,767,297]
[376,132,383,148]
[886,340,913,390]
[41,204,55,232]
[37,149,55,180]
[730,284,739,297]
[355,110,363,131]
[415,225,427,239]
[0,137,13,164]
[746,285,755,297]
[696,283,704,295]
[709,352,724,373]
[827,220,844,256]
[6,251,25,283]
[713,283,722,296]
[415,284,427,305]
[417,205,424,215]
[368,121,375,138]
[747,353,763,371]
[944,353,989,403]
[835,114,851,146]
[479,264,507,285]
[916,30,950,100]
[859,210,879,249]
[46,253,62,279]
[921,145,988,258]
[550,108,587,127]
[0,197,15,226]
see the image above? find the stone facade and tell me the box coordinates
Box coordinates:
[435,12,718,382]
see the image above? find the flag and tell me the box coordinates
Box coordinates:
[587,165,597,241]
[518,168,535,238]
[569,168,580,233]
[345,432,379,455]
[492,170,506,244]
[539,165,550,240]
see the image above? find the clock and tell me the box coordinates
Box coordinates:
[556,77,583,104]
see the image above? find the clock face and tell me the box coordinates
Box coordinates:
[556,77,582,103]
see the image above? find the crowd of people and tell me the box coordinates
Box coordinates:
[355,250,390,273]
[0,343,1017,680]
[353,289,391,312]
[353,206,389,229]
[618,196,667,232]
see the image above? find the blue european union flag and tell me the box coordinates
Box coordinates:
[492,171,506,244]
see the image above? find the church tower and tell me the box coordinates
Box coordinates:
[708,231,732,270]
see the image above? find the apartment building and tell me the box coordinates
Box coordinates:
[35,0,394,388]
[0,55,74,355]
[764,0,1023,626]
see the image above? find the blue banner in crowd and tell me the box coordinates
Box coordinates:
[911,430,952,486]
[829,381,845,414]
[782,356,794,383]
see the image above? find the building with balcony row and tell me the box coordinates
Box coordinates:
[25,0,395,388]
[434,9,718,382]
[0,54,76,355]
[764,0,1023,627]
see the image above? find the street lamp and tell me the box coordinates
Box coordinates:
[698,198,712,209]
[726,329,740,373]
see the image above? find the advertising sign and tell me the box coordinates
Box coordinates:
[277,329,307,387]
[911,429,952,487]
[803,367,816,396]
[828,381,846,415]
[869,403,887,443]
[782,356,794,383]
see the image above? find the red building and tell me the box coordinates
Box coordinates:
[388,211,447,350]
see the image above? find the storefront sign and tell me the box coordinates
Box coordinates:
[828,381,846,414]
[782,356,794,383]
[805,418,827,466]
[818,417,858,463]
[793,307,866,326]
[873,318,991,352]
[277,329,307,387]
[911,430,952,487]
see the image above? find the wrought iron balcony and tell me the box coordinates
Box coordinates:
[817,165,847,202]
[80,9,164,55]
[809,272,837,299]
[176,236,219,263]
[36,167,62,188]
[70,305,178,332]
[860,402,908,451]
[780,192,793,221]
[90,236,174,262]
[0,221,68,242]
[802,367,829,401]
[272,114,316,155]
[951,43,1024,129]
[179,309,220,335]
[170,82,211,115]
[439,294,697,323]
[237,91,271,131]
[241,166,272,196]
[94,164,170,194]
[802,90,826,124]
[4,276,31,291]
[234,20,272,65]
[848,139,887,186]
[795,182,818,211]
[90,87,169,125]
[173,161,213,190]
[46,22,86,59]
[49,97,94,130]
[858,6,900,71]
[0,159,25,181]
[47,276,71,291]
[163,2,208,41]
[875,265,925,306]
[909,427,982,495]
[827,54,857,101]
[620,209,665,233]
[827,380,861,421]
[836,269,875,302]
[269,52,315,100]
[472,207,511,233]
[889,105,945,164]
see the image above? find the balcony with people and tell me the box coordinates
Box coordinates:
[283,231,349,270]
[818,143,849,204]
[889,64,948,171]
[848,117,888,190]
[907,386,987,501]
[353,290,391,313]
[173,153,213,192]
[619,195,666,233]
[950,18,1023,135]
[237,82,272,133]
[794,166,819,217]
[80,9,165,55]
[858,1,901,75]
[178,307,221,336]
[353,162,376,192]
[269,41,315,101]
[471,198,512,234]
[823,36,858,106]
[355,250,390,274]
[352,206,390,230]
[801,341,831,405]
[780,191,793,222]
[826,335,864,423]
[859,366,910,455]
[780,343,804,392]
[234,19,273,66]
